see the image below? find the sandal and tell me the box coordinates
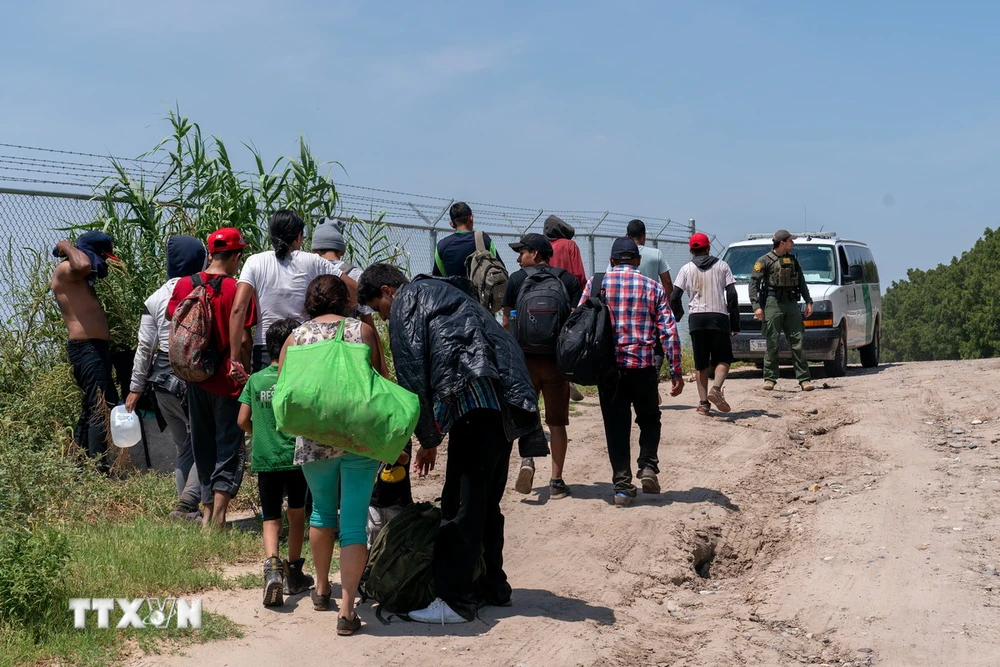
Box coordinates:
[696,401,712,416]
[707,387,731,413]
[337,613,361,636]
[311,587,331,611]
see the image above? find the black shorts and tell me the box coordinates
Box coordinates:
[257,469,309,521]
[690,329,734,371]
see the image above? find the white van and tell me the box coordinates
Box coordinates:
[720,233,882,376]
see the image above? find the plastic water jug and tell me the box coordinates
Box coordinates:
[110,404,142,448]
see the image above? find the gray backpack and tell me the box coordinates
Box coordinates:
[464,231,508,314]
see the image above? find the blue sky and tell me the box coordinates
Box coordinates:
[2,0,998,284]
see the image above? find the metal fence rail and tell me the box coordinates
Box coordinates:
[0,184,719,325]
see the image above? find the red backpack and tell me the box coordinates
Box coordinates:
[169,274,226,383]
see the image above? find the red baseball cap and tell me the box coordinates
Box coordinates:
[207,227,249,253]
[689,232,711,250]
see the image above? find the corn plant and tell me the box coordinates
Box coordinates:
[341,209,412,272]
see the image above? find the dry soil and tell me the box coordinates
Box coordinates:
[132,359,1000,667]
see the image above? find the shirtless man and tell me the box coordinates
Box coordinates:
[51,231,120,472]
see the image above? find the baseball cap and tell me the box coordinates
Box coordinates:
[508,233,553,256]
[772,229,797,242]
[689,232,711,251]
[207,227,249,253]
[610,237,640,260]
[312,217,347,252]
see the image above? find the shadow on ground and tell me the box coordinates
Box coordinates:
[568,481,739,511]
[342,587,615,637]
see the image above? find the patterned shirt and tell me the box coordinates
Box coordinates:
[433,376,501,436]
[289,318,365,465]
[580,265,682,376]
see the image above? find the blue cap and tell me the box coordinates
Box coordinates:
[610,237,640,260]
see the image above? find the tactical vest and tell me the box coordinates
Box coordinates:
[768,254,801,290]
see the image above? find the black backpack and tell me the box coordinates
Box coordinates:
[556,273,616,385]
[514,266,572,355]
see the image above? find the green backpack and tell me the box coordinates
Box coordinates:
[362,501,485,614]
[363,502,442,614]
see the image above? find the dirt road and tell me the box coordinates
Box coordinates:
[133,359,1000,667]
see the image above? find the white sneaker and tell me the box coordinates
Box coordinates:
[408,597,467,624]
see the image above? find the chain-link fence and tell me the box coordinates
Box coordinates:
[0,184,720,325]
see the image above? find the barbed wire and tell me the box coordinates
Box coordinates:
[0,142,163,165]
[0,143,703,245]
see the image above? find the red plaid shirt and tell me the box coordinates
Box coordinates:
[579,265,682,376]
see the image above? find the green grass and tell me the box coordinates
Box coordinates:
[0,517,262,667]
[0,611,242,667]
[64,518,261,596]
[226,572,262,591]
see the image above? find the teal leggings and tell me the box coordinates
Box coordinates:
[301,454,379,547]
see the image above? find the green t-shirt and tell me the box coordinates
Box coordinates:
[238,365,297,472]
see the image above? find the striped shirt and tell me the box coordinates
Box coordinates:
[433,376,501,435]
[580,265,682,376]
[673,260,735,315]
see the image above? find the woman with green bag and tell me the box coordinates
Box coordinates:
[276,274,406,636]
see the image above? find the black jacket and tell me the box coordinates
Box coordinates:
[389,275,540,448]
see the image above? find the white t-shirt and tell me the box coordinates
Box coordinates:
[325,258,374,316]
[606,245,671,283]
[673,260,735,315]
[238,250,342,344]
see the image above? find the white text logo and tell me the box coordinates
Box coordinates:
[68,598,202,629]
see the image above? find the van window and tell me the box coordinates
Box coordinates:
[858,246,879,283]
[722,245,836,284]
[843,245,879,284]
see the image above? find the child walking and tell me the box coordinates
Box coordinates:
[238,317,314,607]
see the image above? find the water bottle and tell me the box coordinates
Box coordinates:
[110,404,142,448]
[508,309,517,335]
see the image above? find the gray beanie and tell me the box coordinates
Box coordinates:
[312,218,346,252]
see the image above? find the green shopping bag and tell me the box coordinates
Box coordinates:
[273,321,418,463]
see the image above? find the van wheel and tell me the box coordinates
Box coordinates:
[824,325,847,377]
[860,322,880,368]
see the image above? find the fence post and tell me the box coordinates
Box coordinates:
[588,234,596,277]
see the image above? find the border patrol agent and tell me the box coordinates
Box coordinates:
[749,230,815,392]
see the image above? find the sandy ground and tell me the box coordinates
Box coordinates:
[131,359,1000,667]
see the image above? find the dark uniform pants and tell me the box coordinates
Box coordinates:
[763,299,811,384]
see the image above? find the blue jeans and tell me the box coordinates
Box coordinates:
[301,454,379,547]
